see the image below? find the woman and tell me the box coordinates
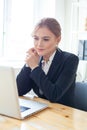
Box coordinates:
[16,18,79,107]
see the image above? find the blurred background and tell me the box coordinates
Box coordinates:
[0,0,87,81]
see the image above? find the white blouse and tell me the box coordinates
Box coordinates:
[42,51,56,74]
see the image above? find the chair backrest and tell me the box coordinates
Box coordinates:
[74,82,87,111]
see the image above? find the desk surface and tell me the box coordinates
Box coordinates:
[0,96,87,130]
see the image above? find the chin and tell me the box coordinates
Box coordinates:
[37,52,44,56]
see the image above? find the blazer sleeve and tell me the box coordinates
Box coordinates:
[16,65,32,96]
[30,54,79,102]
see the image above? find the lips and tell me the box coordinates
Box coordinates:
[37,48,44,52]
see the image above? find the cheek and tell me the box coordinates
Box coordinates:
[34,42,37,48]
[46,42,56,50]
[34,41,36,45]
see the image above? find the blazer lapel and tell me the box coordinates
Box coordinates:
[39,57,43,67]
[47,49,63,80]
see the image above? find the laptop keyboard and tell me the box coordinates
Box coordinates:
[20,106,30,112]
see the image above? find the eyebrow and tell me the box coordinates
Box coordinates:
[33,35,51,39]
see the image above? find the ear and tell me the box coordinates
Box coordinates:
[56,35,61,46]
[57,36,61,43]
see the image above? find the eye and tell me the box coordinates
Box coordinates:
[43,38,50,41]
[33,37,39,41]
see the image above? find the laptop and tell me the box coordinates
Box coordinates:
[0,65,48,119]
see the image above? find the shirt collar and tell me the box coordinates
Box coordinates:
[48,50,56,63]
[41,50,56,64]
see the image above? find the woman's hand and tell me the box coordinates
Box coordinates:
[25,48,40,70]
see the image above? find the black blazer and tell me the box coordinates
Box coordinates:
[16,49,79,107]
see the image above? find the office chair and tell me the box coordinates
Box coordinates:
[74,82,87,111]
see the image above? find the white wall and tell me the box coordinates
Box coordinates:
[64,0,72,52]
[55,0,65,50]
[0,0,4,56]
[55,0,73,53]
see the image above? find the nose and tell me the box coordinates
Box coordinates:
[37,39,43,47]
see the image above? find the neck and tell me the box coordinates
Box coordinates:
[43,49,56,62]
[43,57,49,62]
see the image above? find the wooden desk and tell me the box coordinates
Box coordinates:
[0,96,87,130]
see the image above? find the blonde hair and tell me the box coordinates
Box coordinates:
[32,18,61,37]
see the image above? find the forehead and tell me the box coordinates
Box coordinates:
[34,27,55,37]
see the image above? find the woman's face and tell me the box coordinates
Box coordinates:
[33,27,60,59]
